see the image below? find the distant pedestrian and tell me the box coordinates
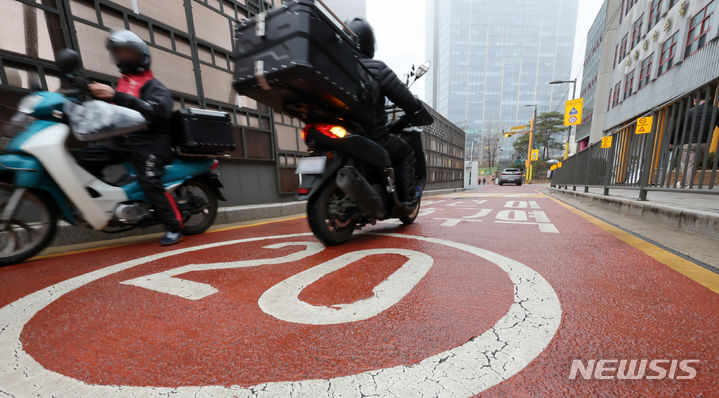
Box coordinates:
[482,178,487,185]
[676,100,719,187]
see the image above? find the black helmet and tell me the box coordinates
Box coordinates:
[345,17,376,58]
[106,30,151,75]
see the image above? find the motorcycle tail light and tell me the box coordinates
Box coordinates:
[302,123,349,140]
[210,159,219,170]
[297,187,310,195]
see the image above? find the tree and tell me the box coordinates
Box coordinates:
[512,111,565,160]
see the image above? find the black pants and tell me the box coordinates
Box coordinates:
[75,144,183,233]
[373,133,416,202]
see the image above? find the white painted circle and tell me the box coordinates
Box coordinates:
[0,232,562,397]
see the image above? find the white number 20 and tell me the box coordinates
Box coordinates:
[122,243,433,325]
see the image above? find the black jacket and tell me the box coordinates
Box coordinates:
[360,58,433,133]
[110,78,174,153]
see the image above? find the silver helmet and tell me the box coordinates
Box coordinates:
[106,30,151,75]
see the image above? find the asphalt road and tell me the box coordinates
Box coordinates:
[0,185,717,397]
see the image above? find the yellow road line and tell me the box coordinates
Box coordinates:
[541,191,719,295]
[31,214,307,261]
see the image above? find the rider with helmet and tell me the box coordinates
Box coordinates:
[76,30,183,246]
[345,18,434,203]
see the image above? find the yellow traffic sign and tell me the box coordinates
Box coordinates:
[601,135,613,149]
[636,116,653,134]
[510,125,528,131]
[531,149,539,161]
[564,98,584,126]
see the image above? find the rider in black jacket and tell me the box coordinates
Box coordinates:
[346,18,434,203]
[76,30,183,246]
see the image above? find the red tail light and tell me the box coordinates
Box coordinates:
[297,187,310,195]
[210,159,219,170]
[302,123,348,140]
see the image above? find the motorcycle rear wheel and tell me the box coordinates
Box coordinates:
[307,181,355,246]
[0,184,58,267]
[176,179,218,236]
[399,200,421,225]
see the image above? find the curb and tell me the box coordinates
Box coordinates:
[545,187,719,238]
[49,187,467,247]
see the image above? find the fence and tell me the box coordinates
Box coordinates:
[551,79,719,200]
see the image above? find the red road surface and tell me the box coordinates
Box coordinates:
[0,185,717,397]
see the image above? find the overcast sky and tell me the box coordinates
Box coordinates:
[367,0,606,102]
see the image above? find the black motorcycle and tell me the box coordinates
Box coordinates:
[296,123,426,245]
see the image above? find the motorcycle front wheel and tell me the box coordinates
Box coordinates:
[307,181,355,246]
[0,183,58,267]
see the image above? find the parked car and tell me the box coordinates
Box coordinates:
[498,168,523,186]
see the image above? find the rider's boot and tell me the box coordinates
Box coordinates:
[160,230,183,246]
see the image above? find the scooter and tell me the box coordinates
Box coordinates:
[0,49,225,266]
[297,122,426,245]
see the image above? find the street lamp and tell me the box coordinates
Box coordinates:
[549,79,577,159]
[406,60,432,88]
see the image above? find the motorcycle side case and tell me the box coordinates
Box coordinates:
[233,0,371,125]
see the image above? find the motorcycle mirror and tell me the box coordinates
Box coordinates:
[56,48,82,74]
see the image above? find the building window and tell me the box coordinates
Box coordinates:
[658,31,678,75]
[649,0,663,29]
[620,0,625,23]
[608,88,613,111]
[669,0,678,8]
[685,1,715,59]
[632,14,644,47]
[638,53,654,90]
[626,0,637,16]
[624,69,635,99]
[620,34,629,61]
[613,82,622,107]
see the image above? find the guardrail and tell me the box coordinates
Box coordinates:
[551,80,719,200]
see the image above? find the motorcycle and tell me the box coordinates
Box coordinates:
[297,122,427,245]
[0,49,225,266]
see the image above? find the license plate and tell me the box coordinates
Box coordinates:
[296,156,327,175]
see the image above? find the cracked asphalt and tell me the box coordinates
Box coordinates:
[0,185,717,397]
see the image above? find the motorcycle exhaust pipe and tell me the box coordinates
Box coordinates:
[335,166,384,218]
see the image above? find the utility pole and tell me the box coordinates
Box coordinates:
[525,104,537,184]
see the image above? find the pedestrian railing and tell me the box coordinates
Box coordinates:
[552,79,719,200]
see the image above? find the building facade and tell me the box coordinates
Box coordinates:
[576,0,621,149]
[0,0,463,207]
[426,0,579,160]
[604,0,719,132]
[320,0,366,21]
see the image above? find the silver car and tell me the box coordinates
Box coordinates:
[498,168,523,186]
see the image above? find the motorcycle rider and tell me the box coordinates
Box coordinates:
[75,30,184,246]
[345,18,434,203]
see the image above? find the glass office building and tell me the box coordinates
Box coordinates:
[0,0,464,207]
[426,0,579,160]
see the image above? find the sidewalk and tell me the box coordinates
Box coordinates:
[582,187,719,213]
[546,186,719,238]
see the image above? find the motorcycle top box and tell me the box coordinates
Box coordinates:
[172,108,236,155]
[232,0,372,126]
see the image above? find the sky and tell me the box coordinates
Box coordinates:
[367,0,606,103]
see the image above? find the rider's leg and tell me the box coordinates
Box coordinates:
[376,134,416,202]
[128,151,183,240]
